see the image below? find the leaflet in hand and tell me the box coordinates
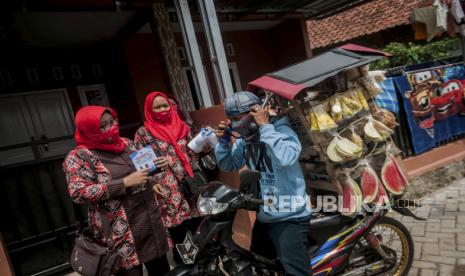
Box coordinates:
[130,146,157,172]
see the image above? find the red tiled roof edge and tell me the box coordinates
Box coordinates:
[307,0,433,49]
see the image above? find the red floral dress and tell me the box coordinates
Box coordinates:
[134,126,197,228]
[63,138,168,270]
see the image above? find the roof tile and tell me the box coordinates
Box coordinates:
[307,0,432,49]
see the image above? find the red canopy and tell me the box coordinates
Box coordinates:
[340,43,392,57]
[247,76,305,99]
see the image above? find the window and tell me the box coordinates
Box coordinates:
[226,43,235,57]
[52,67,64,81]
[0,70,12,86]
[27,69,40,83]
[92,64,103,78]
[71,65,82,80]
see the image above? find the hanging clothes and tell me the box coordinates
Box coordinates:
[450,0,465,23]
[434,0,449,31]
[449,0,465,34]
[412,7,444,41]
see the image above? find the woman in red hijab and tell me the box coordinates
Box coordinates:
[63,106,170,275]
[134,92,202,263]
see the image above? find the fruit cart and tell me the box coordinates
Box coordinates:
[247,45,409,215]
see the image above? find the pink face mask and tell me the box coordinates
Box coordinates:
[153,111,172,122]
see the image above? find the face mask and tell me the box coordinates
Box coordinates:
[231,115,259,142]
[103,124,120,144]
[153,110,171,122]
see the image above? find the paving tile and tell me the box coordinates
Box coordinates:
[421,254,456,265]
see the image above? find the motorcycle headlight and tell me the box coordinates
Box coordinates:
[197,195,228,215]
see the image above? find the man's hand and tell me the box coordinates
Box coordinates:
[154,157,169,170]
[215,119,231,138]
[250,105,269,126]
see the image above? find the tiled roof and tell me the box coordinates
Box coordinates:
[307,0,432,49]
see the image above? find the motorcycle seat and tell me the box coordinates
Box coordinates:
[309,212,354,229]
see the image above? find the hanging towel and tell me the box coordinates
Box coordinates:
[375,78,399,113]
[393,76,436,155]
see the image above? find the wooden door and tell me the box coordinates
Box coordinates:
[25,89,75,159]
[0,97,36,166]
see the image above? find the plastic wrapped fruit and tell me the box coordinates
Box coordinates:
[360,162,380,203]
[329,96,343,122]
[350,129,364,149]
[363,117,393,142]
[359,76,382,96]
[374,108,397,129]
[354,87,370,110]
[312,104,336,131]
[340,173,363,216]
[308,112,319,131]
[327,136,362,162]
[381,153,408,196]
[340,95,362,118]
[326,138,344,162]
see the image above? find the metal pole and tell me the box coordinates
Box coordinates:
[198,0,234,100]
[175,0,213,108]
[461,35,465,62]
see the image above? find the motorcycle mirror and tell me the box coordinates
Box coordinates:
[239,170,261,194]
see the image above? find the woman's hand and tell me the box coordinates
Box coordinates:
[153,184,164,195]
[123,169,150,188]
[154,156,170,170]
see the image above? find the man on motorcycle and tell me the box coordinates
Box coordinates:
[215,91,312,276]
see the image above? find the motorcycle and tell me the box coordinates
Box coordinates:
[168,171,422,276]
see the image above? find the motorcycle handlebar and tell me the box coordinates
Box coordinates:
[247,198,264,205]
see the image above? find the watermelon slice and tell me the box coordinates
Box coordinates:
[373,182,390,206]
[360,165,379,203]
[341,175,363,216]
[381,154,408,195]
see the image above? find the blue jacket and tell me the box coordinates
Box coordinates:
[215,116,311,223]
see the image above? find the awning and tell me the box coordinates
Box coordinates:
[247,44,389,100]
[340,43,392,57]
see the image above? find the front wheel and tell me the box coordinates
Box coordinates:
[345,216,414,276]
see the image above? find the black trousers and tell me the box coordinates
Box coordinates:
[251,217,312,276]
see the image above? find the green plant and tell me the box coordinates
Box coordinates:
[371,38,459,70]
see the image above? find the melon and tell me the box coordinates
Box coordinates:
[360,165,379,203]
[373,182,390,206]
[341,175,363,216]
[381,154,408,195]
